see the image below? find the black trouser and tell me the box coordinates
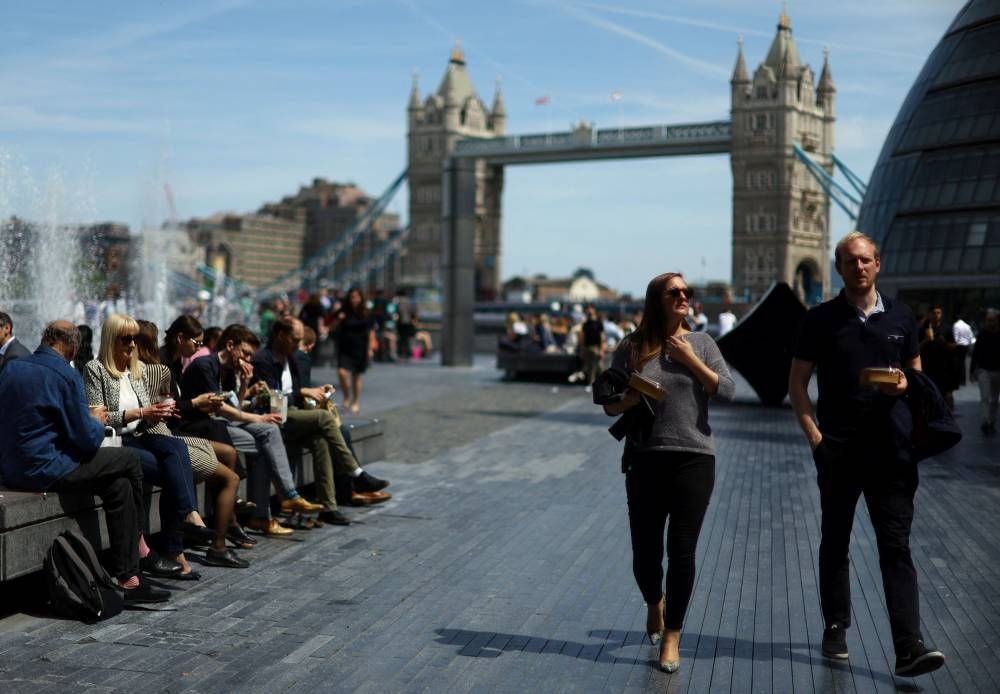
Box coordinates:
[625,449,715,629]
[49,448,144,581]
[812,436,922,654]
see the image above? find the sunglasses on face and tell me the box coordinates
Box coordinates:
[118,334,138,346]
[665,287,695,300]
[185,335,204,348]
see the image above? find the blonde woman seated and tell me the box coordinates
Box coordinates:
[84,314,220,579]
[136,320,254,563]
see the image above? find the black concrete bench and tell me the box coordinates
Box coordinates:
[496,350,583,381]
[0,417,385,581]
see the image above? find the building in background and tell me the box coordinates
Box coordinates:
[260,178,401,291]
[501,268,619,304]
[856,0,1000,319]
[188,212,306,289]
[730,11,836,305]
[407,44,506,299]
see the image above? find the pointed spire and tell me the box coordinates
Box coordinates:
[491,76,506,116]
[409,70,421,109]
[764,5,800,76]
[450,38,465,65]
[818,47,835,93]
[731,35,749,84]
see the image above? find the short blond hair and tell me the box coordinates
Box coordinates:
[98,313,141,380]
[835,231,880,265]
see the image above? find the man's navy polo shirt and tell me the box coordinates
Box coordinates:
[794,289,920,440]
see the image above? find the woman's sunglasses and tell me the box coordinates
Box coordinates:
[665,287,695,300]
[184,335,204,348]
[118,334,137,346]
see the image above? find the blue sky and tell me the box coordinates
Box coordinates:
[0,0,964,296]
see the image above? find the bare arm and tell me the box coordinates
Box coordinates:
[789,358,822,451]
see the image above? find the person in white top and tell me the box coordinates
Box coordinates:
[952,312,975,387]
[717,310,737,337]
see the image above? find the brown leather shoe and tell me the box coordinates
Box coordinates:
[348,490,392,506]
[247,517,294,536]
[281,497,325,514]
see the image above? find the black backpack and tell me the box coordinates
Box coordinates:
[44,529,124,622]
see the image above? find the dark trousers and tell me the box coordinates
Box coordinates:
[625,450,715,629]
[49,447,144,581]
[813,437,922,654]
[124,434,197,556]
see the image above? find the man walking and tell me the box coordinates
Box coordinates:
[789,231,944,677]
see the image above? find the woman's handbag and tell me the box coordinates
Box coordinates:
[100,427,122,448]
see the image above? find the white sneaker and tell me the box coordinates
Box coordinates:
[584,385,592,393]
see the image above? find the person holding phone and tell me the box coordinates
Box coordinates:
[601,273,734,673]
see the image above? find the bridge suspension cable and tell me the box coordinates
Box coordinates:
[254,169,408,298]
[792,144,866,221]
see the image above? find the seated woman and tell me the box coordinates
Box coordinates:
[84,313,219,579]
[136,320,255,560]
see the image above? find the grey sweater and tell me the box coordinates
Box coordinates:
[610,332,735,456]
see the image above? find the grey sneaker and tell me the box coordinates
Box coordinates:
[822,624,849,660]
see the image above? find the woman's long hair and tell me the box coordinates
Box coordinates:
[343,287,368,318]
[623,272,686,370]
[136,320,160,365]
[162,315,203,364]
[98,313,141,379]
[73,324,94,371]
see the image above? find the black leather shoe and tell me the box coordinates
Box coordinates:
[318,509,351,526]
[226,524,258,548]
[124,581,171,605]
[181,522,216,545]
[140,553,184,578]
[895,642,944,677]
[822,624,849,660]
[354,471,389,493]
[204,547,250,568]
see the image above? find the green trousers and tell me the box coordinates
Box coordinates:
[282,407,360,510]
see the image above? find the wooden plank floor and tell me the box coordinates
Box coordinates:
[0,361,997,693]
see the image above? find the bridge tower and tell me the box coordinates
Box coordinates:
[730,11,835,304]
[406,44,505,298]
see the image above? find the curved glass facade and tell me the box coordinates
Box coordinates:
[856,0,1000,315]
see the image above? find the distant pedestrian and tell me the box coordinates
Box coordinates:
[717,309,737,337]
[970,309,1000,436]
[951,311,974,387]
[789,231,945,677]
[579,305,606,392]
[600,273,734,673]
[688,302,708,332]
[920,306,957,410]
[332,287,376,414]
[0,311,32,374]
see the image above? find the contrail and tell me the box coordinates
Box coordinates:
[539,0,730,78]
[574,1,926,61]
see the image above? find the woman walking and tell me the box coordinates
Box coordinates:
[601,273,734,673]
[333,287,376,414]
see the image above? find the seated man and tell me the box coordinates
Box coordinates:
[0,310,32,374]
[180,323,323,536]
[254,316,390,524]
[0,321,168,604]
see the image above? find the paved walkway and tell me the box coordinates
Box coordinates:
[1,356,998,693]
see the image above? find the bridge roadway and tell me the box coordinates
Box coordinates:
[0,356,998,693]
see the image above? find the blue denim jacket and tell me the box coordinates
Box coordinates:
[0,346,105,490]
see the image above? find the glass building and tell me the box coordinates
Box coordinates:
[856,0,1000,319]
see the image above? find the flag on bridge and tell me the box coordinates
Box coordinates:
[534,95,550,106]
[610,90,623,102]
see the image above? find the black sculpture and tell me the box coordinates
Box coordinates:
[716,282,807,406]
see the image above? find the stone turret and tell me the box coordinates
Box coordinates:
[406,43,505,297]
[730,10,835,305]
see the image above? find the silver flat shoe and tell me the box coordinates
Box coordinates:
[647,630,663,646]
[658,660,680,673]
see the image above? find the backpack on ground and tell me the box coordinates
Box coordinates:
[43,529,124,622]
